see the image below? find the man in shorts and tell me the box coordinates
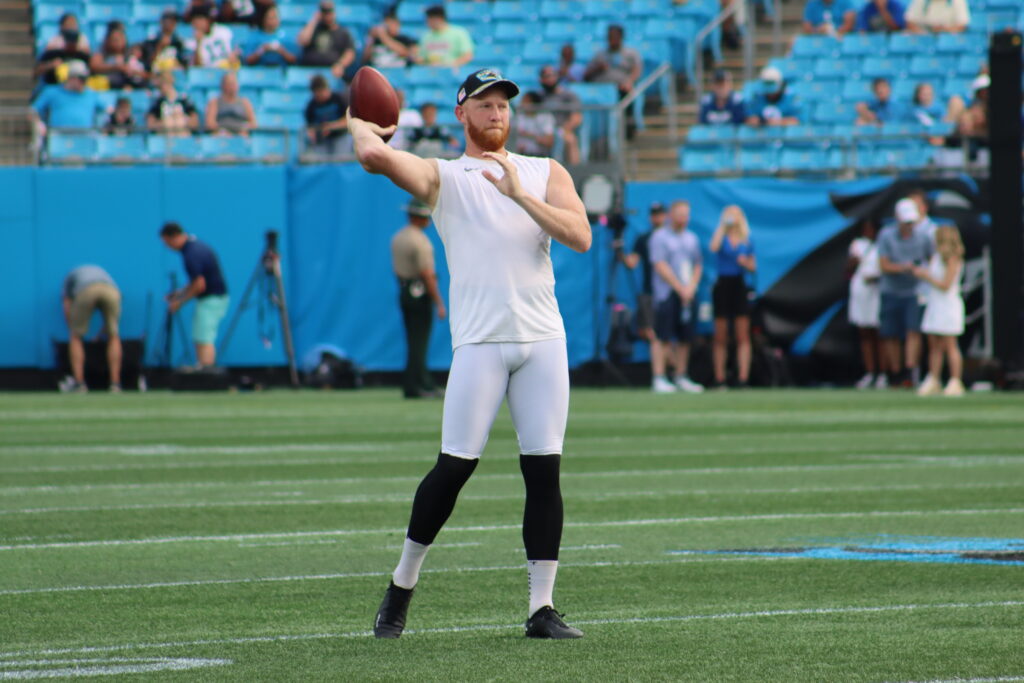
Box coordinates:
[60,265,122,393]
[878,198,933,386]
[648,200,704,394]
[349,67,591,639]
[159,222,230,367]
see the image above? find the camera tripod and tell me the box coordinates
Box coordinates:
[218,230,300,387]
[154,272,193,368]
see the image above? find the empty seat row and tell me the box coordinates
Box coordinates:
[46,131,293,162]
[680,141,937,175]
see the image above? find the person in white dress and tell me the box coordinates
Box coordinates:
[913,225,965,396]
[847,220,885,389]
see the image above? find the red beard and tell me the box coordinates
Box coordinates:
[466,118,509,152]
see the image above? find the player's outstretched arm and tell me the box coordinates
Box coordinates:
[481,153,591,253]
[349,112,440,207]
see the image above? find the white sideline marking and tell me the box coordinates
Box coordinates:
[1,481,1018,516]
[1,507,1022,553]
[2,601,1020,659]
[5,458,1024,496]
[0,657,231,679]
[0,557,786,597]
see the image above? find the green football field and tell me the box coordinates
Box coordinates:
[1,388,1022,681]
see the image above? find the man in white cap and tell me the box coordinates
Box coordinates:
[877,198,934,387]
[29,60,104,139]
[745,66,800,128]
[350,67,590,640]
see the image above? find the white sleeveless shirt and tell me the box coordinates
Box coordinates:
[432,152,566,349]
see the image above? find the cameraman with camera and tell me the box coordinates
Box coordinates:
[159,222,230,368]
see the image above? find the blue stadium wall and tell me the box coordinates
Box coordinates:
[3,165,978,371]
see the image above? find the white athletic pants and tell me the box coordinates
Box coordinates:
[440,338,569,459]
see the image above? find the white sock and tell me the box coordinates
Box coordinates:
[527,560,558,617]
[392,538,430,589]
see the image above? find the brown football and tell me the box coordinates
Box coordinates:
[349,66,400,143]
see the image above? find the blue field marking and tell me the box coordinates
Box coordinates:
[669,536,1024,566]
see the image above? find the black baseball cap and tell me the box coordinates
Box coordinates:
[649,201,667,214]
[456,68,519,106]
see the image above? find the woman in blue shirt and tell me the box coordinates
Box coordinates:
[709,205,757,388]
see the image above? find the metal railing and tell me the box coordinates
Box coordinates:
[613,61,678,178]
[694,0,745,105]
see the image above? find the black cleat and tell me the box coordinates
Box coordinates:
[524,606,584,639]
[373,581,414,639]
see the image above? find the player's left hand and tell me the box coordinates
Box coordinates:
[168,299,181,313]
[481,151,524,201]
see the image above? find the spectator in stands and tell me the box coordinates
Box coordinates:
[146,71,200,135]
[557,44,585,84]
[104,96,136,135]
[183,0,217,24]
[513,92,556,157]
[205,71,257,135]
[245,5,298,66]
[390,89,422,152]
[29,61,103,137]
[957,74,988,141]
[699,70,746,126]
[416,5,474,67]
[584,25,642,97]
[537,65,582,164]
[913,225,966,397]
[878,198,933,387]
[905,0,969,33]
[710,205,756,389]
[621,201,668,346]
[745,66,800,127]
[59,265,123,394]
[802,0,856,36]
[856,78,904,125]
[160,222,230,368]
[35,13,91,86]
[217,0,256,25]
[298,1,356,79]
[90,22,147,91]
[857,0,906,32]
[142,10,188,74]
[409,102,459,157]
[304,73,349,155]
[187,7,238,67]
[847,220,885,389]
[649,200,704,394]
[362,13,418,69]
[908,82,962,128]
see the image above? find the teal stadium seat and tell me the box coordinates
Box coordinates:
[908,55,953,79]
[888,33,935,55]
[262,90,307,113]
[284,67,335,91]
[83,3,129,22]
[517,39,561,66]
[542,20,577,42]
[146,135,202,161]
[790,78,842,104]
[861,56,907,81]
[681,146,728,174]
[813,57,861,80]
[96,134,147,161]
[278,5,310,23]
[47,132,96,162]
[539,0,583,21]
[738,125,784,142]
[473,41,521,65]
[813,101,857,125]
[259,110,305,130]
[334,3,373,26]
[200,135,253,161]
[446,2,491,24]
[583,0,620,20]
[687,125,738,144]
[34,4,77,25]
[396,2,427,23]
[840,33,887,57]
[188,67,228,90]
[956,54,985,77]
[780,145,838,172]
[492,1,539,21]
[792,35,840,58]
[739,144,779,173]
[628,0,671,17]
[936,33,986,55]
[841,79,873,101]
[492,21,531,42]
[238,68,285,89]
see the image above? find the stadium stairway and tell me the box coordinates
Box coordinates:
[630,0,806,181]
[0,0,34,165]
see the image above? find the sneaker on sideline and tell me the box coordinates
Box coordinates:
[916,374,941,397]
[58,376,88,393]
[854,373,875,390]
[873,374,889,390]
[652,376,677,394]
[943,378,965,397]
[674,375,704,393]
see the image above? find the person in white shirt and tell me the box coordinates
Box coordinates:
[905,0,970,33]
[513,91,556,157]
[847,220,885,389]
[913,225,966,396]
[186,8,237,67]
[350,68,590,641]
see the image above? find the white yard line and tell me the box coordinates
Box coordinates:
[0,556,785,597]
[1,507,1022,552]
[0,657,231,679]
[1,600,1020,659]
[5,459,1024,497]
[0,482,1018,516]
